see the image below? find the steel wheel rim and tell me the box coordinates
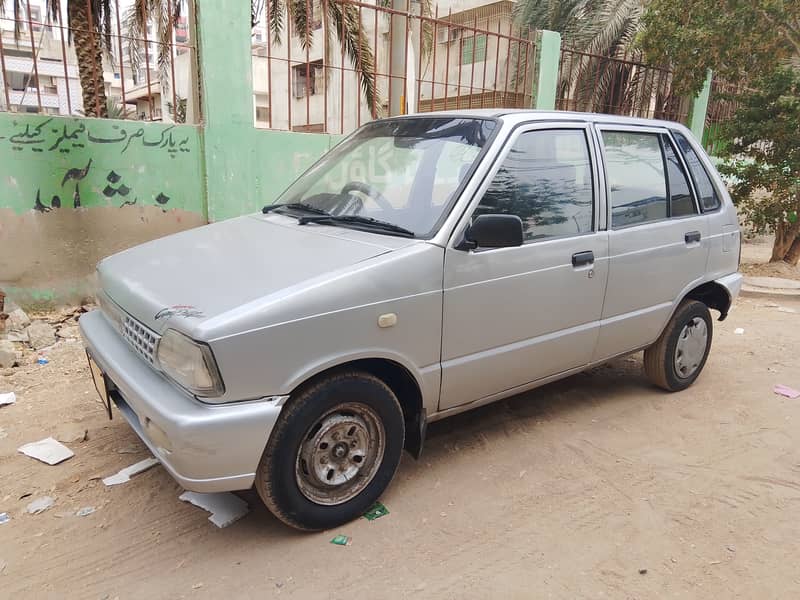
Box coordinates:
[674,317,708,379]
[295,403,385,506]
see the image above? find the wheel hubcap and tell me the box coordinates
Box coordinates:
[295,403,385,506]
[674,317,708,379]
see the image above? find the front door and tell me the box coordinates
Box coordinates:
[592,126,711,360]
[439,124,609,411]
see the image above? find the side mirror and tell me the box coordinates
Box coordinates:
[460,214,524,250]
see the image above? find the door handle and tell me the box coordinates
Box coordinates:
[572,251,594,267]
[685,231,702,244]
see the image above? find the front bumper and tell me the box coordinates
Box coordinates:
[80,310,285,493]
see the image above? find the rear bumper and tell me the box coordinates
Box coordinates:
[80,310,285,493]
[716,272,744,304]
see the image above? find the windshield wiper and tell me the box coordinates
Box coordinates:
[297,215,416,238]
[262,202,330,216]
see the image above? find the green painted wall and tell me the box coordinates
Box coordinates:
[195,0,336,222]
[533,30,561,111]
[689,69,713,140]
[0,113,204,215]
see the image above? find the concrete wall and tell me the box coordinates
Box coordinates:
[0,112,207,307]
[197,0,338,223]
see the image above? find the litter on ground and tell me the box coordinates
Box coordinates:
[26,496,55,515]
[75,506,95,517]
[102,457,159,486]
[363,501,389,521]
[734,328,745,335]
[330,535,351,546]
[178,491,249,528]
[17,437,74,465]
[0,513,9,524]
[773,384,800,399]
[0,392,16,406]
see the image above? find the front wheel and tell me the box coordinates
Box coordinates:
[255,371,405,531]
[644,299,713,392]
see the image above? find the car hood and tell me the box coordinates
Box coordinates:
[98,214,416,335]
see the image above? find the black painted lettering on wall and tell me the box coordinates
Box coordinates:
[31,160,172,211]
[4,119,192,157]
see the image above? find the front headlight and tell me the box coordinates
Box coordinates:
[157,329,224,397]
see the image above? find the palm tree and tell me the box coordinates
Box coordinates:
[259,0,380,112]
[122,0,181,97]
[514,0,665,117]
[1,0,114,117]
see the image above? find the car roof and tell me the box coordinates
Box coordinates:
[402,108,689,131]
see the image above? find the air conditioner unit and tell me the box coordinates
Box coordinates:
[437,26,461,44]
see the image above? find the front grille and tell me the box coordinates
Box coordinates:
[122,316,160,365]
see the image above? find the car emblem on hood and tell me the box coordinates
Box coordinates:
[155,305,205,320]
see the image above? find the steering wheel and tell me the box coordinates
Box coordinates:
[339,181,394,213]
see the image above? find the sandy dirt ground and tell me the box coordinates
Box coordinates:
[2,295,800,599]
[740,238,800,281]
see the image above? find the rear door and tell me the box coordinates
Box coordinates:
[593,125,710,360]
[439,123,609,410]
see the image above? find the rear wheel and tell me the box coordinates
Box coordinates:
[644,299,713,392]
[255,371,405,531]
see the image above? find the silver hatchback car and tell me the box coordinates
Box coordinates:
[81,110,742,530]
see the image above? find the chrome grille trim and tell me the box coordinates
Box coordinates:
[122,315,160,365]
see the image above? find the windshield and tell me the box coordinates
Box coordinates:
[274,117,497,238]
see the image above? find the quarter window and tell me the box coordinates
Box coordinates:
[662,136,697,217]
[602,131,667,228]
[672,131,721,212]
[474,129,594,242]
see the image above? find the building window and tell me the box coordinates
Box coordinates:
[293,59,323,98]
[7,71,37,92]
[255,106,271,123]
[461,34,487,64]
[289,0,322,35]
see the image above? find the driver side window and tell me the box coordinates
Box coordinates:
[473,129,594,242]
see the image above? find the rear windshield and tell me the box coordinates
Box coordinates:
[276,117,497,237]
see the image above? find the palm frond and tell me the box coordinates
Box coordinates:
[269,0,285,45]
[292,0,314,50]
[327,0,379,116]
[123,0,177,93]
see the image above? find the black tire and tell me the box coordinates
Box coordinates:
[255,370,405,531]
[644,299,713,392]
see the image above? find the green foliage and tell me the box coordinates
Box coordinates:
[639,0,800,96]
[717,67,800,237]
[515,0,659,117]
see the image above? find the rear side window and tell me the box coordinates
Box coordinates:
[602,131,667,228]
[662,135,697,217]
[672,131,721,212]
[475,129,594,242]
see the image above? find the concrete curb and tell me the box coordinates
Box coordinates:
[740,276,800,299]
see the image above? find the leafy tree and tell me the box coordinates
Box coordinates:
[717,67,800,264]
[639,0,800,95]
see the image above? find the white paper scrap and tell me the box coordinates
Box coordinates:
[179,491,249,528]
[26,496,55,514]
[17,437,74,465]
[102,457,159,486]
[0,392,16,406]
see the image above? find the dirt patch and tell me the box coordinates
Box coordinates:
[740,238,800,281]
[2,298,800,598]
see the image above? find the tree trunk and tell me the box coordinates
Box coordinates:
[784,235,800,266]
[68,1,107,118]
[771,221,800,262]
